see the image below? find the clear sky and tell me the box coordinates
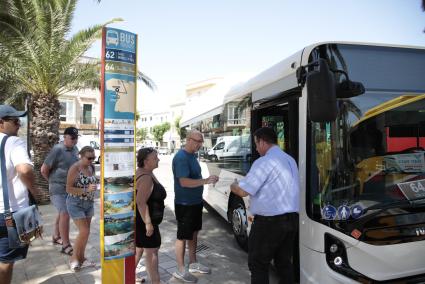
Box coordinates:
[72,0,425,111]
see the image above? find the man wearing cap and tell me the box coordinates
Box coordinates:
[41,126,79,255]
[0,105,40,284]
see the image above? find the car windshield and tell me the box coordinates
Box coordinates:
[309,44,425,223]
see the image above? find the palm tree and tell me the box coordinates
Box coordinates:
[0,0,124,202]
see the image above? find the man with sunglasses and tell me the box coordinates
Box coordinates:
[172,130,219,283]
[0,105,40,284]
[41,127,79,255]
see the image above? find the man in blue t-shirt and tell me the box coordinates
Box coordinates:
[172,130,219,283]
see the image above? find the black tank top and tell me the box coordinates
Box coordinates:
[136,174,167,225]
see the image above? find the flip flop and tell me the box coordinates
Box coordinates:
[52,236,62,246]
[61,244,73,255]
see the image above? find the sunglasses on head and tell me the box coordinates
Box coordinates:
[142,147,155,153]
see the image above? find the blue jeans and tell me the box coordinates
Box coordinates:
[66,196,94,220]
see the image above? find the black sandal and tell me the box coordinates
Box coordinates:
[61,244,73,255]
[52,236,62,246]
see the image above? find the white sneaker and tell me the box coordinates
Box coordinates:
[188,262,211,274]
[173,269,198,283]
[70,260,81,272]
[80,259,97,269]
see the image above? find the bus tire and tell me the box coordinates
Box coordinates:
[211,155,218,162]
[229,198,248,251]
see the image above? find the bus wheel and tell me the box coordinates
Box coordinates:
[230,199,248,251]
[211,155,218,162]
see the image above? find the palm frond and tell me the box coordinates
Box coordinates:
[137,71,157,91]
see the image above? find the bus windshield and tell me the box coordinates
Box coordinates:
[310,45,425,225]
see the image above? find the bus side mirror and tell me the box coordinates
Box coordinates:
[306,59,338,122]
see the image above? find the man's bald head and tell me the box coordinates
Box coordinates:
[185,129,204,153]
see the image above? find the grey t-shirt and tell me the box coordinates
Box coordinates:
[44,143,79,195]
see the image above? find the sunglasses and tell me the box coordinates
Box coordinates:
[2,117,21,125]
[86,156,96,161]
[189,137,204,144]
[142,147,155,153]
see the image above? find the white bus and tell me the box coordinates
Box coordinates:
[181,42,425,283]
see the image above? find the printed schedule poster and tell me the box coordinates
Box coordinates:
[101,26,137,267]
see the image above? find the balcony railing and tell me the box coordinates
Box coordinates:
[60,116,99,130]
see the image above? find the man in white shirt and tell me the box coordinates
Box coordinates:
[0,105,40,284]
[231,127,300,284]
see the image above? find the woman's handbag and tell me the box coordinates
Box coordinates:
[1,135,43,248]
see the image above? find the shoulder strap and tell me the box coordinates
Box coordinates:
[136,173,152,182]
[1,135,11,213]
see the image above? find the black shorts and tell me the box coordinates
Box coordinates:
[136,220,161,249]
[175,203,203,240]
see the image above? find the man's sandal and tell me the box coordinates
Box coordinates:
[52,236,62,246]
[61,244,73,255]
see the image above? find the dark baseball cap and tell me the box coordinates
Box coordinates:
[64,127,79,138]
[0,105,27,119]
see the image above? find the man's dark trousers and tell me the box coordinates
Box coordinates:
[248,212,299,284]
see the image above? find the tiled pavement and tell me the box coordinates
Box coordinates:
[12,155,271,283]
[12,199,253,284]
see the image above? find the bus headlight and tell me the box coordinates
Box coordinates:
[329,243,339,254]
[324,233,365,280]
[333,256,343,266]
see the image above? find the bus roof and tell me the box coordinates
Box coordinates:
[180,74,251,127]
[231,41,425,104]
[181,41,425,127]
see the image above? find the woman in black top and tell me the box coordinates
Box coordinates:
[135,148,166,284]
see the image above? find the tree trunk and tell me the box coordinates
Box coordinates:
[29,93,60,204]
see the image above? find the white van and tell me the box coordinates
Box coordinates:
[77,135,101,164]
[207,135,251,162]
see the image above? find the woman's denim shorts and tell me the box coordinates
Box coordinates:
[0,213,29,263]
[66,195,94,220]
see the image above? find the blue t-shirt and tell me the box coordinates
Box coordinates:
[172,149,203,205]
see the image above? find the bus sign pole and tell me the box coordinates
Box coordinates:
[100,27,137,284]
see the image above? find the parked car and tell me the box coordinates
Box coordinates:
[77,135,101,164]
[157,147,169,155]
[207,135,251,162]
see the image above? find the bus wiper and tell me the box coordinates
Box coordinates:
[346,197,425,230]
[363,197,425,214]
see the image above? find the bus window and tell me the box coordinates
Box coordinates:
[190,94,252,176]
[260,115,285,151]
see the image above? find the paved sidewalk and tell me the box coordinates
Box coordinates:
[12,200,101,284]
[12,155,274,283]
[12,200,253,284]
